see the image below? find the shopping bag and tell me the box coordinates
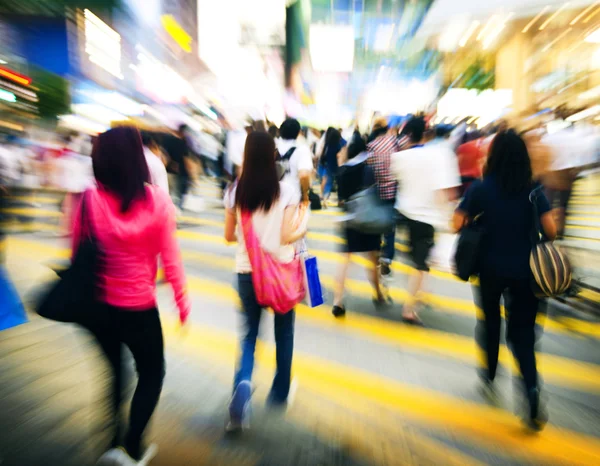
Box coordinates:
[302,255,324,308]
[0,266,28,331]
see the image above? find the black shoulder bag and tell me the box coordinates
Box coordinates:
[35,191,104,326]
[454,185,484,282]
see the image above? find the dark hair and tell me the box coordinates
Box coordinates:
[279,118,301,140]
[92,126,150,213]
[484,129,532,194]
[268,125,278,139]
[402,117,426,143]
[368,126,387,143]
[235,131,280,212]
[141,131,157,147]
[347,134,366,160]
[326,128,342,147]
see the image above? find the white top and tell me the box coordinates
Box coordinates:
[56,153,94,193]
[225,181,300,273]
[144,147,169,193]
[276,139,314,196]
[392,144,460,229]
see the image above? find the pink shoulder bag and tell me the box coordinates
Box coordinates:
[240,210,305,314]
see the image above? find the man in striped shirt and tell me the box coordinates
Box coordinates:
[367,118,410,277]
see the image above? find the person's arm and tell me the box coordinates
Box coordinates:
[541,212,557,241]
[224,208,237,243]
[452,182,483,232]
[297,147,313,203]
[535,190,557,241]
[281,204,307,244]
[158,200,191,324]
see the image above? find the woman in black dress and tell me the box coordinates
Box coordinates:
[332,134,387,317]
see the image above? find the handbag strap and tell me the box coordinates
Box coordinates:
[240,210,261,269]
[79,190,97,241]
[529,186,545,245]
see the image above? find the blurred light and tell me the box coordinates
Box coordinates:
[539,3,570,30]
[483,13,513,50]
[374,24,395,52]
[570,2,598,25]
[0,59,6,64]
[439,18,470,52]
[459,21,480,47]
[0,80,37,99]
[0,120,23,131]
[309,25,354,72]
[566,105,600,121]
[161,15,192,53]
[84,9,123,79]
[584,5,600,22]
[0,89,16,102]
[523,6,550,32]
[585,28,600,42]
[579,85,600,100]
[58,114,107,134]
[0,68,31,86]
[72,103,127,125]
[477,15,498,41]
[543,27,572,51]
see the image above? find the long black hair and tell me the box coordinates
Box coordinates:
[235,131,280,212]
[484,129,533,194]
[92,126,150,213]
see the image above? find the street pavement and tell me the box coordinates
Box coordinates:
[1,176,600,466]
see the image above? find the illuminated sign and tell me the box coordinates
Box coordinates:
[161,15,192,53]
[0,89,16,102]
[0,67,31,86]
[84,9,123,79]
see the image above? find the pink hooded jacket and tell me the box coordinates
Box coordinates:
[72,185,190,323]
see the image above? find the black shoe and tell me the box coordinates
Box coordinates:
[332,305,346,318]
[380,262,391,277]
[527,388,548,431]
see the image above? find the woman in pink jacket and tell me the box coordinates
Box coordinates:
[72,126,190,464]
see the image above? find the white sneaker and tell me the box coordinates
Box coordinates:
[96,445,158,466]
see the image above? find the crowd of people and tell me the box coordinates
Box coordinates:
[1,113,599,465]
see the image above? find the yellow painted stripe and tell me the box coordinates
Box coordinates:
[7,234,597,340]
[7,237,600,392]
[7,196,61,205]
[166,319,600,465]
[1,207,62,218]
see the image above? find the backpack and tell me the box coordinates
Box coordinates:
[276,147,296,180]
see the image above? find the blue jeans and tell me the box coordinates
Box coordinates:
[234,274,295,404]
[318,165,334,198]
[381,199,397,264]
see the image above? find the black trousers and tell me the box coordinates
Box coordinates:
[474,273,541,392]
[89,304,165,459]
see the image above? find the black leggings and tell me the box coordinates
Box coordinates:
[474,273,541,392]
[89,304,165,460]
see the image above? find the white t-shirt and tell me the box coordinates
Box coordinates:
[144,147,169,193]
[276,139,313,196]
[392,144,460,229]
[225,181,300,273]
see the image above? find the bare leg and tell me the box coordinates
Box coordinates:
[403,270,426,320]
[366,251,384,301]
[334,253,352,306]
[320,175,328,200]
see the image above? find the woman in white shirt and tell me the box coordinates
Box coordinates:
[224,131,307,431]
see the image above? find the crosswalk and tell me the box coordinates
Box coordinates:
[2,180,600,465]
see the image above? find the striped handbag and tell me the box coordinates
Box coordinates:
[529,189,572,297]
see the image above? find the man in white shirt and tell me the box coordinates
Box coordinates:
[142,132,169,194]
[276,118,313,202]
[391,117,460,324]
